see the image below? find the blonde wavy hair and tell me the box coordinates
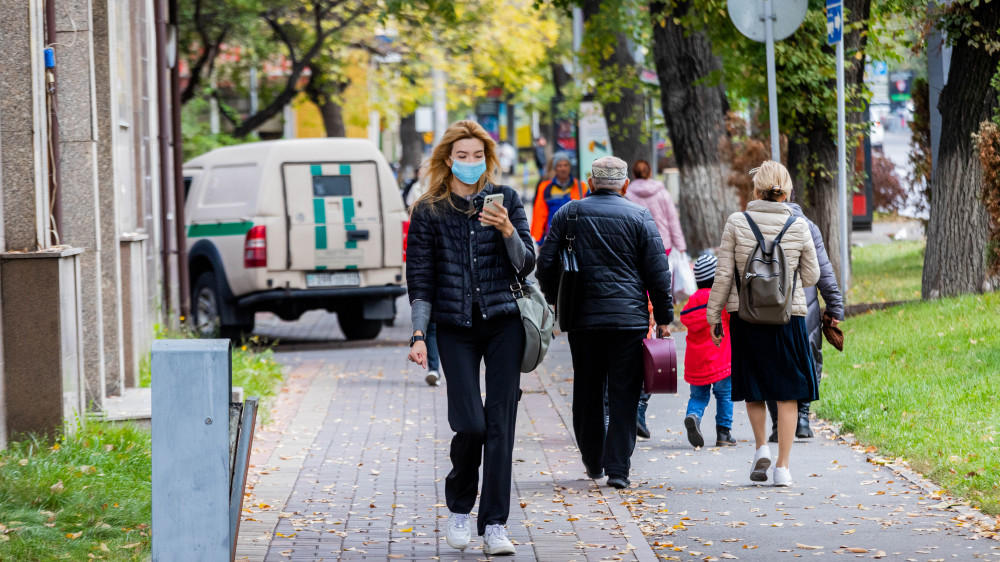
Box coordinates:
[414,120,499,215]
[749,160,793,202]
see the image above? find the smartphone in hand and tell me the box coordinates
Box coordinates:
[483,193,504,211]
[714,323,723,338]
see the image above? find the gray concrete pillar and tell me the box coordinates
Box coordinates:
[0,0,51,446]
[54,0,112,406]
[0,0,49,252]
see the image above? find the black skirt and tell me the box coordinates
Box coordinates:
[729,312,818,403]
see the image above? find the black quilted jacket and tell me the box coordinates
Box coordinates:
[536,190,673,331]
[406,184,535,328]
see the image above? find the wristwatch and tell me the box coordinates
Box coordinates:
[409,334,425,347]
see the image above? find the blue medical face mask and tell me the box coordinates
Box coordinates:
[451,159,487,185]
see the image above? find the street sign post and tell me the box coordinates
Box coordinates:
[727,0,808,164]
[828,0,850,294]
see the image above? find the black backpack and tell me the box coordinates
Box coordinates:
[734,212,799,325]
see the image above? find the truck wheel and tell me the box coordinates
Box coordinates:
[192,271,223,337]
[338,309,382,340]
[193,271,252,342]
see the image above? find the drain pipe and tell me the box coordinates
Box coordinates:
[44,0,63,247]
[169,0,190,321]
[154,0,173,322]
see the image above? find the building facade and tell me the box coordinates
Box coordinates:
[0,0,175,446]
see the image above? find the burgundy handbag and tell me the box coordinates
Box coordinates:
[642,337,677,394]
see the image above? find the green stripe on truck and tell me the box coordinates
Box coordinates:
[315,226,327,249]
[187,221,254,237]
[313,198,326,224]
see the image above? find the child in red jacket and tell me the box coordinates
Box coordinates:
[679,254,735,448]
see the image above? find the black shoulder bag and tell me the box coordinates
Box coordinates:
[557,201,580,331]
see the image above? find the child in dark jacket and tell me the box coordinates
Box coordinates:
[680,254,735,448]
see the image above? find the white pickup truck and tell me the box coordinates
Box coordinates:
[183,139,408,341]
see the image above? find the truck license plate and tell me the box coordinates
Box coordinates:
[306,272,360,288]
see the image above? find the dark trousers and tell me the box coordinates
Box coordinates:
[568,329,646,478]
[437,312,523,536]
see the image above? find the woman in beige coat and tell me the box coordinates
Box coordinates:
[706,161,820,487]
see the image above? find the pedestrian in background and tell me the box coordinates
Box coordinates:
[423,322,442,386]
[406,120,535,555]
[766,202,844,440]
[533,136,548,175]
[679,254,735,449]
[536,156,673,490]
[626,158,687,438]
[531,152,586,245]
[706,160,820,487]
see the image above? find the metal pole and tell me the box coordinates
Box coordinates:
[249,66,259,115]
[648,97,657,175]
[154,0,173,322]
[763,0,780,163]
[44,0,63,247]
[836,37,849,293]
[170,0,191,322]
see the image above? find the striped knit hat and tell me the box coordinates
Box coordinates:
[693,254,718,282]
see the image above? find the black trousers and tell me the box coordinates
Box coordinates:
[437,312,523,536]
[568,329,646,478]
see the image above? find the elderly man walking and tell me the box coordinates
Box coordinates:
[536,156,674,489]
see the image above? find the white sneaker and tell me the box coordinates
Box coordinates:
[773,466,794,487]
[425,370,440,386]
[483,524,516,556]
[445,512,471,551]
[750,445,772,482]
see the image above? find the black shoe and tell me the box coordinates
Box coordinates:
[684,414,704,448]
[586,467,605,479]
[796,415,814,438]
[636,396,650,439]
[768,423,778,443]
[607,475,630,489]
[716,426,737,447]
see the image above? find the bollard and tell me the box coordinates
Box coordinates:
[151,339,233,561]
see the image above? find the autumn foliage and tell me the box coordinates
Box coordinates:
[974,121,1000,276]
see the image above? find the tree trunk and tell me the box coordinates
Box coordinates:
[304,64,350,138]
[921,1,1000,298]
[788,128,840,277]
[582,1,647,178]
[787,0,870,287]
[399,113,423,176]
[318,99,347,137]
[649,0,738,253]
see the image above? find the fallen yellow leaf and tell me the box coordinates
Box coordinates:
[796,543,823,550]
[398,527,413,533]
[66,531,82,539]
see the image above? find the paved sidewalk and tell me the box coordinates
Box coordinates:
[237,303,999,561]
[236,344,655,561]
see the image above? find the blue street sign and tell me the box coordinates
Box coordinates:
[827,2,843,45]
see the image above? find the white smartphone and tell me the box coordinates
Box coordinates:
[483,193,504,211]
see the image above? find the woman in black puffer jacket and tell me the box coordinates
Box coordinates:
[405,120,535,556]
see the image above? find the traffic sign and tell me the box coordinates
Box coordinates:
[727,0,808,43]
[827,2,843,44]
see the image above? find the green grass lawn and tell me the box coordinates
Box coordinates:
[849,240,925,304]
[815,292,1000,514]
[0,423,151,560]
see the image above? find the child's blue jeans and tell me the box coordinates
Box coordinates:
[685,377,733,429]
